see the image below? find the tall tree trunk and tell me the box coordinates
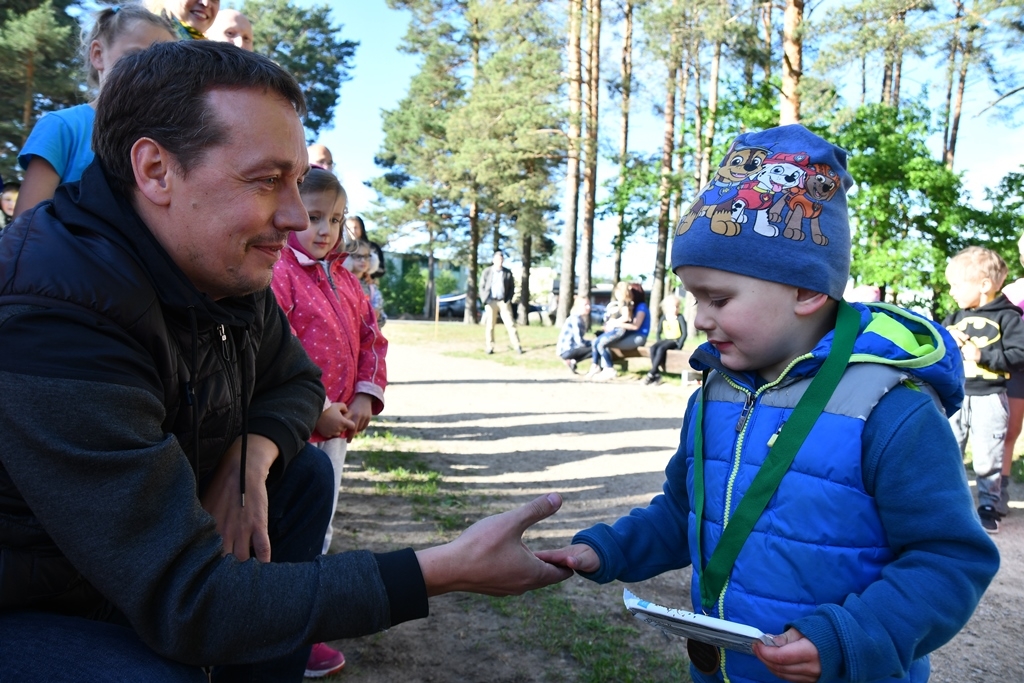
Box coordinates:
[578,0,602,298]
[557,0,584,326]
[519,233,533,325]
[22,50,35,137]
[612,0,633,285]
[699,40,722,189]
[943,1,966,169]
[650,63,678,337]
[880,62,893,105]
[423,213,437,318]
[761,0,772,81]
[674,56,690,227]
[465,199,480,324]
[492,216,501,253]
[465,27,482,325]
[860,53,867,106]
[780,0,803,125]
[947,35,970,171]
[692,46,703,191]
[891,10,905,108]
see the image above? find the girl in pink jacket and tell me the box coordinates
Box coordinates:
[271,168,387,552]
[271,169,388,677]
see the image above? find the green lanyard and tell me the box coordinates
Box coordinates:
[692,301,859,611]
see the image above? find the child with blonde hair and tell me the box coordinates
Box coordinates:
[15,4,176,217]
[944,245,1024,533]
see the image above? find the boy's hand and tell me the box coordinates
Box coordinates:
[316,402,356,439]
[534,543,601,574]
[344,394,374,441]
[961,340,981,362]
[947,327,968,348]
[753,628,820,683]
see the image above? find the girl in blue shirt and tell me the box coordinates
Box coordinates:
[15,5,176,217]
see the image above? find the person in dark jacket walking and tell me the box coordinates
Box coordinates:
[479,250,523,354]
[0,41,569,682]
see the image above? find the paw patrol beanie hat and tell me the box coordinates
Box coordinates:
[671,124,854,299]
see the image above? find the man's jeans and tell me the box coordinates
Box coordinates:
[0,444,334,683]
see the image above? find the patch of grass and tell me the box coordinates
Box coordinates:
[353,445,473,534]
[487,586,691,683]
[1013,455,1024,483]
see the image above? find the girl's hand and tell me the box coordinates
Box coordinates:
[316,402,356,439]
[345,394,374,441]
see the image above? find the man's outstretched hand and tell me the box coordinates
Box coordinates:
[416,493,574,597]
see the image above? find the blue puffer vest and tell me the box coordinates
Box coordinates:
[686,303,963,683]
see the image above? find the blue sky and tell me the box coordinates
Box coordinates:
[304,1,1020,280]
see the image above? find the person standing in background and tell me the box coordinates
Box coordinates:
[206,9,253,50]
[479,250,523,355]
[308,143,334,172]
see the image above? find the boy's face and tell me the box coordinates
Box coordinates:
[1,189,16,217]
[946,264,990,310]
[677,266,807,381]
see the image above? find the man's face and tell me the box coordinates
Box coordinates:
[207,10,253,50]
[493,252,503,267]
[308,145,333,171]
[678,266,805,382]
[173,0,220,34]
[159,88,308,300]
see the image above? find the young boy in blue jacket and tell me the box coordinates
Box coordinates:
[537,125,1000,683]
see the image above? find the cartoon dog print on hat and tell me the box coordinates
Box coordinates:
[675,145,769,237]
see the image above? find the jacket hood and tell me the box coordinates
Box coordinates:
[51,161,256,328]
[691,301,965,416]
[970,293,1022,316]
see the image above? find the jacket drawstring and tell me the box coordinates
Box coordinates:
[238,327,251,507]
[186,307,200,476]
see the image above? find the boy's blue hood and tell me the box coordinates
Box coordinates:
[690,302,965,416]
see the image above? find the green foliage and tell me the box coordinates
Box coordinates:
[598,152,661,248]
[379,263,427,316]
[834,102,977,315]
[242,0,357,140]
[0,0,80,182]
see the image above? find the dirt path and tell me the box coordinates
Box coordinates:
[327,329,1023,682]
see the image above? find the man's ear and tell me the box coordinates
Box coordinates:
[794,288,832,317]
[131,138,174,208]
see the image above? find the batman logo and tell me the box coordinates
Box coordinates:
[951,316,1001,348]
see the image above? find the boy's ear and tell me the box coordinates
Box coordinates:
[131,138,174,208]
[794,288,833,317]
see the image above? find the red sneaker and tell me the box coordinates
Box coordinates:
[304,642,346,678]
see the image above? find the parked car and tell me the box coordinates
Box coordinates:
[438,292,483,320]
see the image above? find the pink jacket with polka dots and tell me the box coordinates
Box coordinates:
[272,246,387,441]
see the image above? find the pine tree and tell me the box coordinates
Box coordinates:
[0,0,79,182]
[242,0,357,139]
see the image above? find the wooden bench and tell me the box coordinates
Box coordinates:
[608,346,695,377]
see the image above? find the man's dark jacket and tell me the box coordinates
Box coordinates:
[479,265,515,304]
[0,162,427,665]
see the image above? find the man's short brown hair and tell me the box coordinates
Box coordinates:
[93,41,306,198]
